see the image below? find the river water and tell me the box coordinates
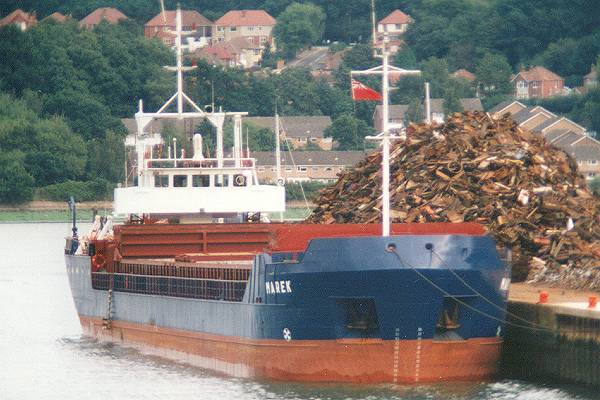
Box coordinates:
[0,223,597,400]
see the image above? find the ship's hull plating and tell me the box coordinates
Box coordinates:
[79,316,501,383]
[65,233,509,384]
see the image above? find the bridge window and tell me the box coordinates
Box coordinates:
[192,175,210,187]
[215,174,230,187]
[173,175,188,187]
[154,175,169,187]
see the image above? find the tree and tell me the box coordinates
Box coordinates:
[324,113,374,150]
[272,2,326,59]
[475,53,513,96]
[393,46,418,69]
[420,57,450,98]
[0,151,34,204]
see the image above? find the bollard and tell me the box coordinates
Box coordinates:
[589,296,597,308]
[539,291,549,304]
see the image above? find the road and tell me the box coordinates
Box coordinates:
[286,46,329,70]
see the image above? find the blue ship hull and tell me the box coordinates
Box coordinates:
[65,230,510,383]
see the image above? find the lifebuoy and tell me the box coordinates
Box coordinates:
[91,254,107,272]
[234,174,246,186]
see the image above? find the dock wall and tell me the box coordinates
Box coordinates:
[501,301,600,387]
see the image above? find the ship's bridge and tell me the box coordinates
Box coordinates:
[114,156,285,216]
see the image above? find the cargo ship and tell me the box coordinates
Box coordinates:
[64,8,510,384]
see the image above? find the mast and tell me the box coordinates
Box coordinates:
[425,82,431,124]
[371,0,378,56]
[275,110,282,186]
[352,34,421,237]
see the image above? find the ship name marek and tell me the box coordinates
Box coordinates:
[265,280,292,294]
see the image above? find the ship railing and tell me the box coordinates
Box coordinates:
[91,272,247,302]
[146,158,255,170]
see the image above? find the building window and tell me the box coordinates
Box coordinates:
[312,167,319,171]
[299,138,307,143]
[230,26,237,32]
[325,167,333,171]
[271,167,277,172]
[173,175,188,187]
[310,138,318,142]
[578,160,584,165]
[247,26,254,31]
[588,160,598,165]
[260,36,267,43]
[192,175,210,187]
[532,81,539,88]
[589,172,597,178]
[258,166,265,172]
[217,26,223,32]
[154,175,169,187]
[298,166,307,172]
[517,81,527,89]
[285,167,292,172]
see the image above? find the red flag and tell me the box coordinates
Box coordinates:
[351,79,382,101]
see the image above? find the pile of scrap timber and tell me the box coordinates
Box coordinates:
[306,111,600,289]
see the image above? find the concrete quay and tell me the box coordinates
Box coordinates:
[503,283,600,387]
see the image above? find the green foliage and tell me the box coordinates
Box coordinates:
[244,123,276,152]
[324,113,374,150]
[329,42,347,53]
[475,53,513,96]
[285,181,327,201]
[0,151,34,204]
[87,130,126,182]
[273,2,326,59]
[394,46,418,69]
[36,178,113,202]
[0,93,87,188]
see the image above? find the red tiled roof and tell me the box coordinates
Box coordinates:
[80,7,128,27]
[198,43,236,60]
[215,10,275,27]
[379,9,412,25]
[145,10,212,27]
[514,66,563,82]
[452,69,476,82]
[44,12,69,22]
[227,36,261,50]
[0,9,37,26]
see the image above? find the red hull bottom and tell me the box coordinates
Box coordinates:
[80,316,501,384]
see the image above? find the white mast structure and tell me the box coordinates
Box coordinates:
[114,6,285,218]
[352,34,421,237]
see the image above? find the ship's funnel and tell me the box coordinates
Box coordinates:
[193,134,204,160]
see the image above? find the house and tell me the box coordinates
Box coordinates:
[584,65,598,88]
[452,69,476,83]
[512,66,565,100]
[0,9,37,31]
[376,9,412,54]
[213,10,275,51]
[194,42,240,68]
[244,116,333,150]
[490,101,600,179]
[79,7,128,30]
[373,98,483,133]
[144,10,212,47]
[43,12,69,23]
[252,151,365,183]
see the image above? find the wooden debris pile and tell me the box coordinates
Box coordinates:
[306,111,600,289]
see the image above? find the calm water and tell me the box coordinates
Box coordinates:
[0,223,597,400]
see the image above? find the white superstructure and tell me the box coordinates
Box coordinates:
[114,6,285,217]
